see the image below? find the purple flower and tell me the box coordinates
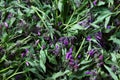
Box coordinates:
[37,31,41,36]
[8,13,13,19]
[97,62,104,67]
[55,44,59,49]
[15,74,22,80]
[69,36,76,44]
[35,39,39,45]
[85,71,92,75]
[44,36,50,41]
[69,58,74,62]
[59,37,64,42]
[53,44,60,55]
[68,55,72,60]
[88,49,95,56]
[21,49,29,57]
[69,61,74,65]
[78,54,81,58]
[69,47,73,53]
[66,52,71,60]
[63,38,69,46]
[59,37,69,46]
[4,22,8,28]
[41,45,46,50]
[98,55,103,61]
[73,64,79,69]
[86,35,91,41]
[66,47,73,59]
[111,65,117,72]
[26,61,29,66]
[107,26,111,29]
[95,32,102,40]
[93,0,97,6]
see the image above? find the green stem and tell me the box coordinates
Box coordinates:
[75,38,85,58]
[0,66,11,73]
[31,6,48,29]
[6,71,25,80]
[15,61,26,73]
[114,4,120,11]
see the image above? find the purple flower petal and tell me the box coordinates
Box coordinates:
[107,26,111,29]
[93,0,97,6]
[37,31,41,36]
[78,54,81,58]
[69,47,73,53]
[64,38,69,46]
[95,32,102,40]
[55,44,59,49]
[73,64,79,69]
[85,71,92,74]
[21,49,29,57]
[4,22,8,28]
[8,13,13,19]
[86,35,91,41]
[88,49,95,56]
[68,55,72,60]
[21,52,25,57]
[35,39,39,45]
[41,45,46,50]
[26,61,29,66]
[99,55,103,61]
[66,52,71,59]
[69,61,74,65]
[97,62,104,67]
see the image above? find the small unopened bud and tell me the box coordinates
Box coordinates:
[4,22,8,28]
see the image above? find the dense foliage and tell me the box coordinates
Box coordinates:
[0,0,120,80]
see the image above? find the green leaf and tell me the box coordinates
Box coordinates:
[104,16,111,28]
[109,36,120,45]
[0,55,6,63]
[69,24,86,31]
[104,26,114,33]
[107,0,114,5]
[51,70,70,80]
[94,13,111,24]
[40,60,46,72]
[58,0,63,12]
[48,56,57,65]
[39,50,46,72]
[17,29,23,34]
[17,9,23,18]
[9,17,16,27]
[1,32,8,43]
[104,65,118,80]
[90,23,100,28]
[29,68,44,79]
[111,53,117,63]
[80,60,92,65]
[98,1,105,6]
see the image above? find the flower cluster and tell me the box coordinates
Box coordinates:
[21,49,29,57]
[66,47,79,70]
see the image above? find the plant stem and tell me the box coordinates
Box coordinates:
[75,38,85,58]
[0,66,11,73]
[6,71,25,80]
[31,6,48,29]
